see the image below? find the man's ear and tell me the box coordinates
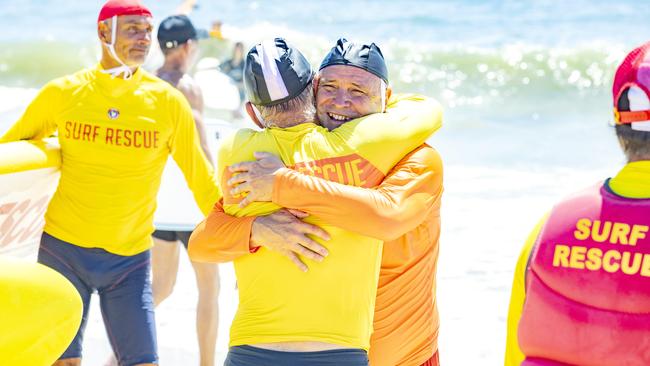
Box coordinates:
[313,74,320,98]
[384,85,392,111]
[183,40,194,54]
[245,102,265,129]
[97,21,110,44]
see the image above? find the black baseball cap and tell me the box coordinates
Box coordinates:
[244,38,314,106]
[320,38,389,83]
[157,15,208,50]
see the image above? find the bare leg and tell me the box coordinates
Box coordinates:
[53,358,81,366]
[191,260,220,366]
[151,237,181,306]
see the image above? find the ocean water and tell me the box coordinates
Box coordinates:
[1,1,648,365]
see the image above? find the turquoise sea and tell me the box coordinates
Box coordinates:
[2,1,650,167]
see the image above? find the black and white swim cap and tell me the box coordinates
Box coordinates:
[244,38,314,106]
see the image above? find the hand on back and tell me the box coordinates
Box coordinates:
[251,209,330,272]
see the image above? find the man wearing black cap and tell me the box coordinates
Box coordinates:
[157,15,209,127]
[315,38,390,130]
[189,38,441,365]
[142,14,219,366]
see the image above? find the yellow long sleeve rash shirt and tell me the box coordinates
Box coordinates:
[0,64,220,256]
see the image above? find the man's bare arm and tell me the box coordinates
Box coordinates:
[177,76,214,166]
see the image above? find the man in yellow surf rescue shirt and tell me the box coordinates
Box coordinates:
[504,42,650,366]
[206,38,441,366]
[0,1,219,365]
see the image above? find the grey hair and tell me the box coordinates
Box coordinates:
[254,82,316,128]
[615,124,650,161]
[615,88,650,161]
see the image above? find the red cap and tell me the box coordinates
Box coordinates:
[98,0,152,23]
[612,42,650,124]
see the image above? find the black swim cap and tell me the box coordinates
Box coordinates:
[319,38,388,83]
[157,15,208,50]
[244,38,314,106]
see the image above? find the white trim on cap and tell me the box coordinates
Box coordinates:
[256,40,290,102]
[628,86,650,131]
[251,104,265,126]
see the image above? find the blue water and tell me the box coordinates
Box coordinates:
[2,0,650,47]
[1,0,645,168]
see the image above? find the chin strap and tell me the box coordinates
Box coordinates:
[380,79,387,112]
[100,16,133,80]
[251,104,267,127]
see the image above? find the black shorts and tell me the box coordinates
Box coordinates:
[152,230,192,249]
[38,233,157,364]
[225,346,368,366]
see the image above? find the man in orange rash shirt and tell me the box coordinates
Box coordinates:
[189,39,443,366]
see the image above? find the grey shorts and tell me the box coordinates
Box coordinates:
[225,345,368,366]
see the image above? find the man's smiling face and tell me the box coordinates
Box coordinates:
[316,65,385,130]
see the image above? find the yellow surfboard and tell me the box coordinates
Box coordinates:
[0,258,82,365]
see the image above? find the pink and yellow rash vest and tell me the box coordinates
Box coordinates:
[517,181,650,366]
